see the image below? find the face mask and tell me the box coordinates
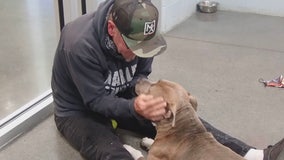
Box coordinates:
[105,34,124,60]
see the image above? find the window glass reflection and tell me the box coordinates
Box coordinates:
[0,0,58,119]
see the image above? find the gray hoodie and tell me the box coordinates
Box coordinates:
[51,0,153,121]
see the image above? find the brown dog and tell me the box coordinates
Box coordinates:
[135,79,245,160]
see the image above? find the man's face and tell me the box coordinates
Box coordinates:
[108,20,136,62]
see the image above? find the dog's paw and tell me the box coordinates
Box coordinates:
[123,144,144,160]
[141,137,154,151]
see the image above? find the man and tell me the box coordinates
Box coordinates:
[51,0,284,160]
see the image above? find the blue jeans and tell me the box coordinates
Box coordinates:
[55,113,252,160]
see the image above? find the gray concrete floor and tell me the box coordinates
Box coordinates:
[1,10,284,160]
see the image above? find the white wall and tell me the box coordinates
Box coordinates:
[54,0,284,34]
[160,0,284,33]
[53,0,196,33]
[160,0,198,33]
[217,0,284,17]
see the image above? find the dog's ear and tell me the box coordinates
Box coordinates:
[135,79,152,95]
[188,93,198,111]
[165,103,177,127]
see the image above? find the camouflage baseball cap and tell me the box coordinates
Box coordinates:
[111,0,167,58]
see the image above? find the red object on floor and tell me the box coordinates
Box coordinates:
[259,75,284,88]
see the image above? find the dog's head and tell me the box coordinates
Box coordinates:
[135,79,197,127]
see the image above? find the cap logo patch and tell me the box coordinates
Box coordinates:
[144,20,156,35]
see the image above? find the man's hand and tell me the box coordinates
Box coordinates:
[134,94,167,121]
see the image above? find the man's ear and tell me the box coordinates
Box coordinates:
[188,93,198,111]
[107,20,116,36]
